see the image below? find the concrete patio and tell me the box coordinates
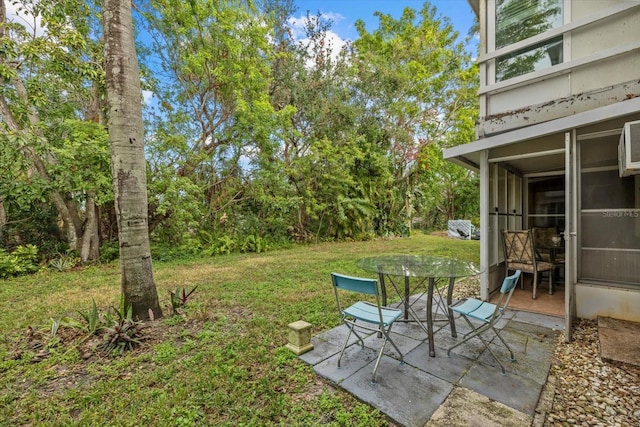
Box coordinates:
[299,295,564,427]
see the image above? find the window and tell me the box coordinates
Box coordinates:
[527,176,564,230]
[495,0,563,81]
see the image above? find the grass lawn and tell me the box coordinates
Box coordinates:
[0,232,479,426]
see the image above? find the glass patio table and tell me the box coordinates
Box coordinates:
[355,254,482,357]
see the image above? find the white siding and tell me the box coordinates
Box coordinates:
[479,0,640,135]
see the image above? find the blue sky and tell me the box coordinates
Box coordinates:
[292,1,477,45]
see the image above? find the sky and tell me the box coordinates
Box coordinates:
[292,0,477,51]
[4,1,477,105]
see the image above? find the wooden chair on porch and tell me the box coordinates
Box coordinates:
[502,230,555,299]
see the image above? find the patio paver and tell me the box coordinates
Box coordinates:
[299,297,562,427]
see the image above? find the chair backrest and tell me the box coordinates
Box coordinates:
[331,273,378,295]
[492,270,522,321]
[500,270,521,294]
[331,273,383,319]
[502,230,535,265]
[532,226,558,248]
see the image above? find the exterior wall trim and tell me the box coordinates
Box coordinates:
[443,96,640,159]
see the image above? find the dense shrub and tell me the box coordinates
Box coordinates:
[0,245,40,278]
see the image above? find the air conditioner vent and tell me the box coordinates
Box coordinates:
[618,120,640,177]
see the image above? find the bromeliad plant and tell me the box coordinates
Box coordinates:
[48,250,80,272]
[77,299,102,335]
[102,303,146,355]
[169,286,198,314]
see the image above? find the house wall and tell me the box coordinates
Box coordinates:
[479,0,640,136]
[486,75,569,117]
[576,284,640,322]
[461,0,640,325]
[570,3,640,94]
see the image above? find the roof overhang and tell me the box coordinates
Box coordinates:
[444,96,640,171]
[467,0,479,17]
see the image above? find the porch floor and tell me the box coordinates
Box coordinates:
[491,276,565,318]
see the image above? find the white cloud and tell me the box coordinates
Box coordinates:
[287,15,307,40]
[287,12,349,65]
[322,30,347,57]
[5,1,46,37]
[142,90,154,106]
[317,11,346,25]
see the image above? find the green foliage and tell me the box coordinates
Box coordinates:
[150,243,201,262]
[240,234,269,254]
[0,0,110,261]
[2,0,481,259]
[199,231,274,256]
[98,241,120,263]
[49,250,80,272]
[49,317,62,343]
[0,245,39,278]
[169,286,198,314]
[208,235,237,256]
[77,299,101,335]
[350,4,479,235]
[141,0,289,252]
[102,304,146,355]
[48,119,112,205]
[0,201,66,260]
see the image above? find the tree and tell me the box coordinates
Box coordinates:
[0,0,111,261]
[262,6,384,241]
[139,0,293,248]
[351,4,479,233]
[103,0,162,320]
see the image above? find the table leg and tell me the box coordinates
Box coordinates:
[377,270,387,307]
[427,277,435,357]
[377,271,387,338]
[447,277,457,338]
[404,274,410,320]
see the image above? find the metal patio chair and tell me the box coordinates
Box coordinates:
[502,229,555,299]
[446,270,522,375]
[331,272,404,383]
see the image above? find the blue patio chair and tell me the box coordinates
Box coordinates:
[331,272,404,383]
[446,270,522,375]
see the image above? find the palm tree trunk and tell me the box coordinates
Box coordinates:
[104,0,162,320]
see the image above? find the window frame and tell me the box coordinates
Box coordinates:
[494,0,564,82]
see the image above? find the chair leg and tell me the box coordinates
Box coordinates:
[383,327,404,362]
[492,328,516,362]
[447,316,514,375]
[371,342,385,383]
[549,268,555,295]
[447,329,481,357]
[532,271,538,299]
[447,317,488,357]
[519,271,524,290]
[480,334,507,375]
[447,324,507,374]
[371,328,404,384]
[337,328,351,368]
[337,321,364,368]
[471,326,514,375]
[346,321,366,348]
